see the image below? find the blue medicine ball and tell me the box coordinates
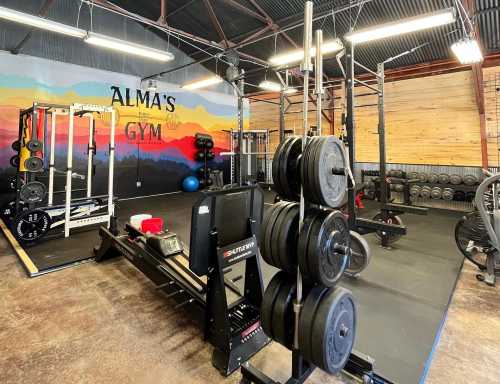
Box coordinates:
[182,176,199,192]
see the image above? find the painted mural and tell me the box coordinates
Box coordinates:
[0,52,247,199]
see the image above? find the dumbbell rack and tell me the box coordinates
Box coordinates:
[194,133,214,189]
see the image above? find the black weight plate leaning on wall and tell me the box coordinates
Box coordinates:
[270,202,296,270]
[271,278,296,349]
[298,285,330,363]
[307,210,350,287]
[24,156,44,172]
[260,271,288,340]
[11,140,20,152]
[276,204,300,273]
[311,286,357,375]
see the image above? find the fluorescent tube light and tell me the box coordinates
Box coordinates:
[84,32,174,62]
[269,39,343,66]
[259,81,297,94]
[345,8,456,44]
[0,6,86,38]
[451,38,483,64]
[182,76,223,90]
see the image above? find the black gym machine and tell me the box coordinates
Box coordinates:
[94,185,270,376]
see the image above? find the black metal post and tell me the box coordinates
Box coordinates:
[279,91,285,143]
[377,63,388,209]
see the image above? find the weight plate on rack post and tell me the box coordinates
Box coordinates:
[272,139,290,197]
[24,156,44,172]
[260,271,288,340]
[274,203,300,273]
[298,285,329,363]
[12,209,51,243]
[310,286,357,375]
[261,202,292,268]
[20,181,47,203]
[270,202,296,270]
[27,139,43,152]
[311,136,348,208]
[305,210,350,287]
[344,231,371,277]
[271,278,296,349]
[280,137,302,200]
[298,209,323,282]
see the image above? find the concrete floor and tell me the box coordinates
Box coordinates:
[0,230,499,383]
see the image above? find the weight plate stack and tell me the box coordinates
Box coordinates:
[272,137,302,201]
[299,285,357,375]
[301,136,348,208]
[299,210,349,287]
[344,231,371,277]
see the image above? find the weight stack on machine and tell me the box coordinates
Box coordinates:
[241,4,366,382]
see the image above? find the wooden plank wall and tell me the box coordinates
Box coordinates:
[250,69,491,167]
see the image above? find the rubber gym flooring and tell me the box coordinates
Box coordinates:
[2,190,464,383]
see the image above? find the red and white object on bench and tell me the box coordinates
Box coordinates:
[141,218,164,234]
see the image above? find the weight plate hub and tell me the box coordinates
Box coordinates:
[24,156,44,172]
[27,139,43,152]
[20,181,47,203]
[345,231,371,277]
[299,286,356,375]
[12,209,51,243]
[300,210,349,287]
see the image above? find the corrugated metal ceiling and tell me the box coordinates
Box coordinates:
[88,0,500,80]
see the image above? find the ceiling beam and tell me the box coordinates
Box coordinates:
[462,0,488,168]
[11,0,56,54]
[219,0,267,23]
[203,0,230,48]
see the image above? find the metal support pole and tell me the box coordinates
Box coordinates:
[108,110,116,221]
[294,0,313,352]
[237,74,245,186]
[377,63,388,208]
[315,30,324,136]
[48,111,56,206]
[65,106,75,237]
[279,91,285,143]
[345,41,356,230]
[87,115,95,198]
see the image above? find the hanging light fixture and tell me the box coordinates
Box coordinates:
[259,80,297,94]
[0,6,86,38]
[451,38,483,64]
[269,39,343,66]
[345,8,456,44]
[181,75,223,90]
[84,32,174,62]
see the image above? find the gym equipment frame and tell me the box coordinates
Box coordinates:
[94,185,270,376]
[7,102,116,244]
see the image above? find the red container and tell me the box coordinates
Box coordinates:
[141,217,164,234]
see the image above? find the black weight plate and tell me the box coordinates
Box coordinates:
[271,279,296,349]
[263,202,292,267]
[278,137,298,200]
[309,137,325,204]
[270,202,296,270]
[454,190,466,201]
[261,271,288,340]
[298,209,323,282]
[308,210,350,286]
[11,140,20,152]
[311,286,356,374]
[276,204,300,273]
[12,209,51,243]
[272,139,291,197]
[304,137,323,205]
[313,137,348,208]
[10,155,20,168]
[373,213,404,245]
[300,138,315,203]
[1,200,27,220]
[20,181,47,204]
[27,139,43,152]
[8,176,25,191]
[298,285,329,363]
[283,137,302,200]
[24,156,43,172]
[344,231,371,277]
[261,203,279,265]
